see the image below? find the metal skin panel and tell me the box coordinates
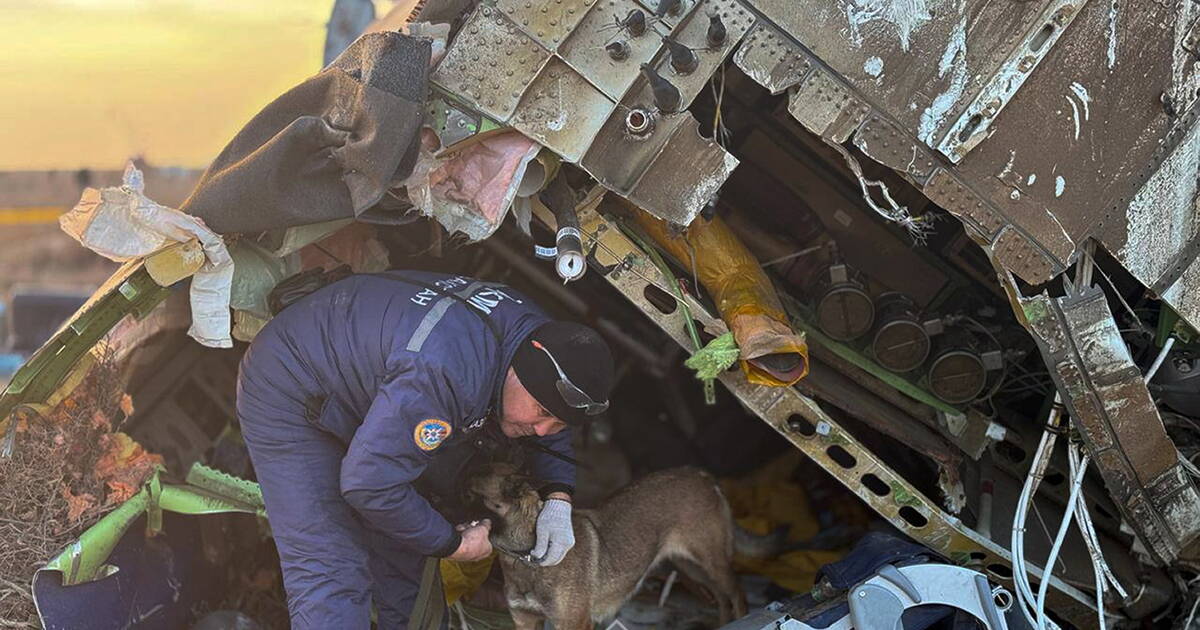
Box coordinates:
[625,116,740,222]
[732,22,812,95]
[787,67,871,144]
[509,57,617,162]
[744,0,1054,150]
[644,0,756,108]
[733,0,1200,331]
[1022,287,1200,565]
[433,0,742,226]
[430,6,551,121]
[496,0,596,50]
[949,0,1185,270]
[854,115,940,186]
[572,199,1100,629]
[558,0,672,101]
[581,106,691,193]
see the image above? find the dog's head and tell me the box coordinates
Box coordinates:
[466,462,540,518]
[466,462,544,552]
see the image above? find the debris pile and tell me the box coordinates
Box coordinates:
[0,346,161,628]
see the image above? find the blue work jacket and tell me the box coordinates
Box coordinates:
[240,271,574,557]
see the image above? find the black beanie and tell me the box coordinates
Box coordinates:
[510,322,614,425]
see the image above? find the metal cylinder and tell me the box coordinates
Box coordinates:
[815,263,874,342]
[871,292,930,373]
[927,328,988,404]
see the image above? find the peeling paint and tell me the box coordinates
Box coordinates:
[1066,95,1081,141]
[1069,82,1091,121]
[1043,207,1074,248]
[842,0,937,52]
[999,150,1016,179]
[1120,118,1200,286]
[1172,2,1200,104]
[863,56,884,78]
[1106,1,1119,70]
[1065,83,1090,141]
[1055,176,1065,197]
[918,13,967,145]
[1027,173,1037,186]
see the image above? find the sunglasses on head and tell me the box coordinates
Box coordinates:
[531,340,609,417]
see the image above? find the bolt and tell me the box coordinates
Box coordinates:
[606,40,630,60]
[623,9,647,36]
[707,13,727,47]
[665,37,699,74]
[1018,55,1036,72]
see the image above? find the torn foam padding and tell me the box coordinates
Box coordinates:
[406,130,541,241]
[60,163,235,348]
[631,207,809,386]
[180,32,430,234]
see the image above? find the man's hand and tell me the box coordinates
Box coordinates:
[531,498,574,566]
[449,519,493,562]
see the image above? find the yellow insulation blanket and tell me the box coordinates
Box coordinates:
[633,209,808,386]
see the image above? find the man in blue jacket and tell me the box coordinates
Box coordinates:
[236,270,615,628]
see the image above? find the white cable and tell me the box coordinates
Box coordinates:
[1093,555,1106,630]
[1013,428,1053,624]
[1145,336,1176,382]
[828,142,933,243]
[1012,403,1063,629]
[1037,443,1089,630]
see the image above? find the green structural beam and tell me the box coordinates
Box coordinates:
[42,463,265,586]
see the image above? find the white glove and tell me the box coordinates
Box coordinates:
[531,499,574,566]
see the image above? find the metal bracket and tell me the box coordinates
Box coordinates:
[576,198,1099,628]
[935,0,1090,162]
[1022,286,1200,565]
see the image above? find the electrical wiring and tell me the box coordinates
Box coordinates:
[1070,442,1128,630]
[1036,441,1088,630]
[1145,336,1177,382]
[1012,401,1065,629]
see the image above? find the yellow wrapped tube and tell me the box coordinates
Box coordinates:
[632,208,808,386]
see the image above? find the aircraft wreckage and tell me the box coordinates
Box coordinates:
[5,0,1200,628]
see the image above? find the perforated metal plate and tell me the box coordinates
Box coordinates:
[732,21,812,95]
[430,6,551,121]
[497,0,597,50]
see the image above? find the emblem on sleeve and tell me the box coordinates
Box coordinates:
[414,419,452,451]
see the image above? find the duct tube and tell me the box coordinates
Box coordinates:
[630,206,809,386]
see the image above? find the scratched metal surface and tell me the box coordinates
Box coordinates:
[739,0,1200,328]
[952,0,1185,274]
[745,0,1048,149]
[1022,287,1200,565]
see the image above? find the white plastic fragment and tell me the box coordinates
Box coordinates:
[59,162,234,348]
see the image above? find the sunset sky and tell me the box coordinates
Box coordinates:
[0,0,356,171]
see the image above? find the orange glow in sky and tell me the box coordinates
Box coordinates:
[0,0,336,170]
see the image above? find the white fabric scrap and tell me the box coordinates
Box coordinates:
[60,162,234,348]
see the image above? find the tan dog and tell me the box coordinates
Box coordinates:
[468,464,747,629]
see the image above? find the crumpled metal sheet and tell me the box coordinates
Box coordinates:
[734,0,1200,329]
[1023,286,1200,565]
[732,21,811,95]
[181,32,430,234]
[431,1,742,226]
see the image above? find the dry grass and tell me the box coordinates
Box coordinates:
[0,347,135,628]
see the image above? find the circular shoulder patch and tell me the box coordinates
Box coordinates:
[414,418,452,451]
